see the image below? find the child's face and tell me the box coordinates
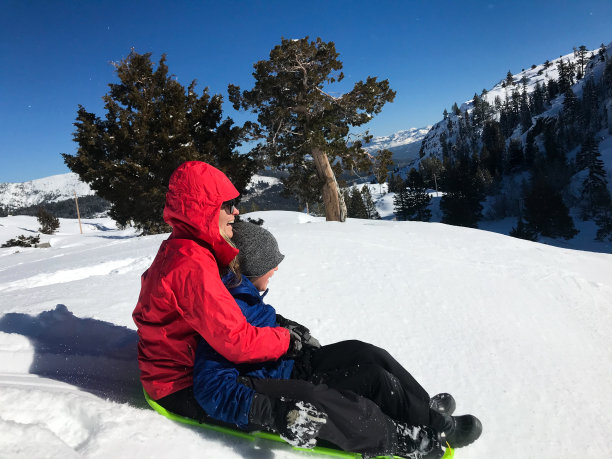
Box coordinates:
[252,266,278,291]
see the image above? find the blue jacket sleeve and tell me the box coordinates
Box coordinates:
[193,346,255,428]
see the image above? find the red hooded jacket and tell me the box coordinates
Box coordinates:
[133,161,290,400]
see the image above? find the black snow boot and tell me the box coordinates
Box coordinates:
[438,414,482,448]
[429,393,456,416]
[276,399,328,449]
[393,423,444,459]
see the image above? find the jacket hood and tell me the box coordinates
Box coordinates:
[163,161,239,266]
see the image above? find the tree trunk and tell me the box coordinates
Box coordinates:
[311,147,346,222]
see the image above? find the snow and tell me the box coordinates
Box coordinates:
[0,173,94,210]
[1,211,611,458]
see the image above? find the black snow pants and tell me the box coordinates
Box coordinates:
[249,340,445,455]
[156,340,444,456]
[300,340,438,427]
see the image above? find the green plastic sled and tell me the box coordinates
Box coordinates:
[143,388,454,458]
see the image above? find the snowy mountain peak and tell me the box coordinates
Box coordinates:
[0,173,94,211]
[366,126,432,151]
[364,126,432,167]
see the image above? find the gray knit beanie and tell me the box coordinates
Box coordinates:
[232,221,285,278]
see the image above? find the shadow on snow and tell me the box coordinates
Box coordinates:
[0,304,146,407]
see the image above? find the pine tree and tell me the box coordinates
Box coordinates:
[393,187,410,221]
[482,121,505,176]
[595,207,612,241]
[348,186,368,219]
[419,157,444,191]
[507,139,524,171]
[440,159,483,228]
[578,135,611,219]
[574,45,588,78]
[229,37,395,222]
[519,85,532,132]
[557,59,575,92]
[562,88,580,126]
[387,173,404,193]
[361,185,380,219]
[373,149,393,194]
[37,208,60,234]
[509,215,538,241]
[63,51,254,234]
[581,78,600,133]
[522,170,578,239]
[531,82,546,115]
[403,169,432,222]
[547,79,560,101]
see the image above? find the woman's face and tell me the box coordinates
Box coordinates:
[219,200,239,238]
[252,266,278,291]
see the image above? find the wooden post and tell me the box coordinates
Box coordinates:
[74,191,83,234]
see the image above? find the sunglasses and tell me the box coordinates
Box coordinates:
[221,199,237,213]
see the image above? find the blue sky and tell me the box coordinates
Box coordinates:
[1,0,611,182]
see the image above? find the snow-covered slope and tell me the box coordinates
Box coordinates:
[1,212,611,458]
[419,43,612,166]
[364,127,431,166]
[0,173,94,211]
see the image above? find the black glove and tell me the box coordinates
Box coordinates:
[284,329,303,358]
[276,314,321,349]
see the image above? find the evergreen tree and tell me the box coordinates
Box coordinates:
[598,43,607,61]
[452,102,461,116]
[373,149,393,193]
[348,186,368,219]
[229,37,395,222]
[574,45,588,78]
[519,85,532,132]
[531,82,546,115]
[509,215,538,241]
[63,51,253,234]
[37,208,60,234]
[595,207,612,241]
[507,138,524,172]
[562,88,580,126]
[547,78,560,101]
[361,185,380,219]
[393,186,410,221]
[524,131,538,167]
[557,59,575,92]
[604,59,612,98]
[440,159,483,228]
[578,135,611,219]
[522,170,578,239]
[419,157,444,191]
[482,121,505,176]
[402,169,431,222]
[387,173,404,193]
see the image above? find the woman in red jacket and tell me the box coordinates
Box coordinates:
[133,161,298,419]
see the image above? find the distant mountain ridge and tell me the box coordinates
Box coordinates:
[0,173,94,212]
[364,126,431,167]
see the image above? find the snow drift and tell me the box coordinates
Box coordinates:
[0,212,611,458]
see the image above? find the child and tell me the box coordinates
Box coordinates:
[193,221,481,458]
